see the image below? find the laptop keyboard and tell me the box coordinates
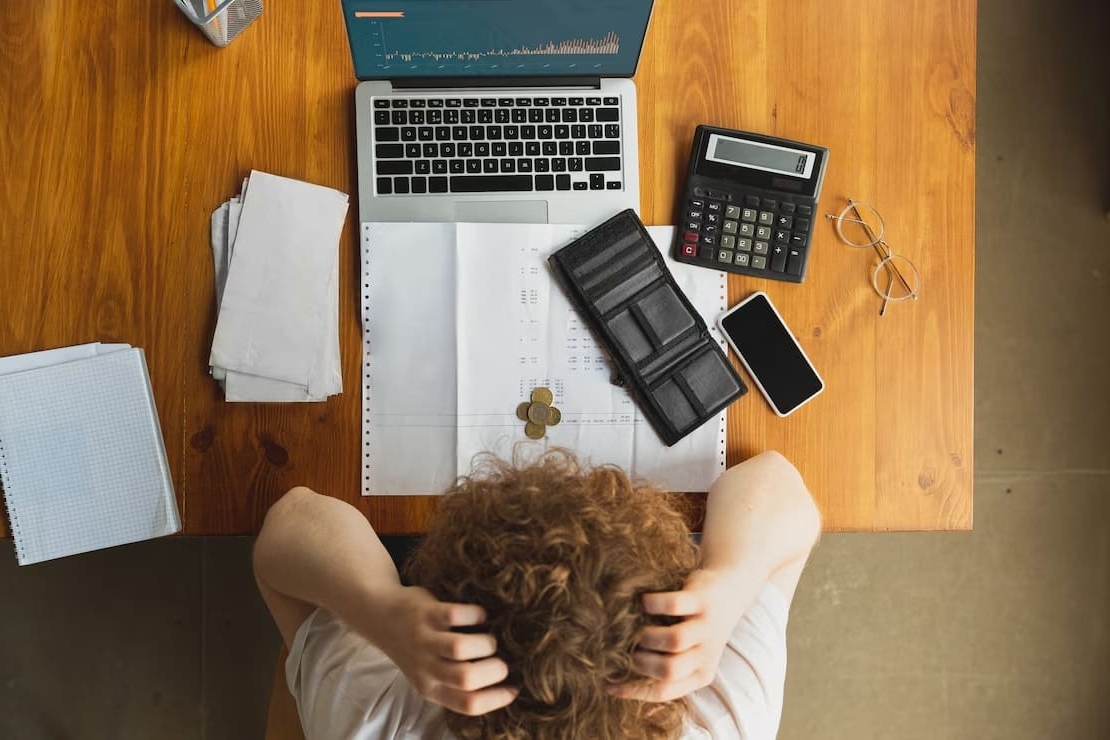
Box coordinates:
[371,96,624,196]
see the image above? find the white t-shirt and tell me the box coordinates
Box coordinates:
[286,584,791,740]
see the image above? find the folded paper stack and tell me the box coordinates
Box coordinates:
[209,170,349,402]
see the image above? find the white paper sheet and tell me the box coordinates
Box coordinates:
[362,222,729,495]
[210,170,348,388]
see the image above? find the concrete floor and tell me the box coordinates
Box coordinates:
[1,1,1108,738]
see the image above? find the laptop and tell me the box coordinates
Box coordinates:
[341,0,656,225]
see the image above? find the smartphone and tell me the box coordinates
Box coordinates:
[717,291,824,417]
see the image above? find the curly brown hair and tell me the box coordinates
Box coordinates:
[404,449,697,740]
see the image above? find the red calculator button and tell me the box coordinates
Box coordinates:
[681,242,698,257]
[683,230,699,242]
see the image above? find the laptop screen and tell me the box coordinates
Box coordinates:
[341,0,655,80]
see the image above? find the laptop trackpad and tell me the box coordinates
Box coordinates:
[454,200,548,223]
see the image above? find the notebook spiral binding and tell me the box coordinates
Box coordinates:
[0,434,24,560]
[361,224,373,496]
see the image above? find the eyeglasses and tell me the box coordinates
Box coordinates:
[825,199,921,316]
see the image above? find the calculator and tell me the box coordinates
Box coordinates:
[672,126,829,283]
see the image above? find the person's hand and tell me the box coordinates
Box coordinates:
[608,568,743,702]
[370,585,518,715]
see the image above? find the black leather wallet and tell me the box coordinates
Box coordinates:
[549,209,747,446]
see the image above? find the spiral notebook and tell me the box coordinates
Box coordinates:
[360,222,730,495]
[0,344,180,565]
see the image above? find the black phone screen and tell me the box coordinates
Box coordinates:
[719,293,823,415]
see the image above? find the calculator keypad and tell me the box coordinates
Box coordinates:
[675,190,816,282]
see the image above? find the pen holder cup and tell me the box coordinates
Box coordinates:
[175,0,263,48]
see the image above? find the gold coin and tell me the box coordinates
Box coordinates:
[530,386,554,405]
[524,421,546,439]
[527,401,551,424]
[516,401,532,421]
[547,407,561,426]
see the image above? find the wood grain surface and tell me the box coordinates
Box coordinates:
[0,0,975,537]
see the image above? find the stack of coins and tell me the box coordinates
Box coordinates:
[516,387,562,439]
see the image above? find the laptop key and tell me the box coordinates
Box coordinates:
[593,141,620,155]
[447,99,462,107]
[571,124,586,139]
[517,159,532,172]
[585,156,621,171]
[521,125,535,138]
[538,125,553,139]
[515,98,531,106]
[569,97,584,105]
[373,99,390,109]
[433,160,448,174]
[606,180,622,190]
[556,174,571,190]
[375,127,400,142]
[377,161,413,175]
[449,175,533,192]
[575,141,591,155]
[480,98,496,106]
[500,159,515,173]
[552,158,567,172]
[487,125,502,139]
[498,98,514,106]
[427,110,442,124]
[588,124,603,138]
[376,144,403,158]
[603,96,618,105]
[374,110,390,125]
[428,99,444,108]
[545,109,560,123]
[528,109,543,123]
[458,143,473,156]
[441,143,456,157]
[604,124,619,138]
[534,159,549,172]
[376,177,392,194]
[505,125,519,139]
[579,109,594,122]
[405,143,421,158]
[392,99,408,108]
[450,160,465,173]
[573,181,588,191]
[463,99,479,107]
[435,126,450,140]
[410,99,426,108]
[401,127,417,141]
[394,177,410,194]
[478,109,493,123]
[411,177,427,194]
[444,110,459,124]
[568,157,584,171]
[561,109,577,123]
[509,142,524,156]
[429,176,449,193]
[495,109,510,123]
[410,110,425,124]
[597,108,620,121]
[452,126,468,140]
[590,173,605,190]
[415,160,431,174]
[422,143,437,157]
[418,127,433,141]
[586,97,602,105]
[534,97,549,106]
[475,143,490,156]
[526,142,541,156]
[469,125,484,139]
[555,125,569,139]
[551,97,567,106]
[391,110,406,125]
[466,160,481,173]
[492,142,506,156]
[536,174,555,190]
[461,110,476,124]
[483,159,498,173]
[559,142,574,155]
[514,109,529,123]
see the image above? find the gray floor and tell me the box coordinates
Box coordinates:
[2,1,1109,738]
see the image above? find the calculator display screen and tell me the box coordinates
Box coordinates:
[706,134,815,179]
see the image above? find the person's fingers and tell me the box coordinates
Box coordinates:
[607,672,707,703]
[636,620,704,654]
[631,645,703,682]
[431,631,499,662]
[427,684,520,716]
[641,589,704,617]
[429,602,487,629]
[437,656,511,692]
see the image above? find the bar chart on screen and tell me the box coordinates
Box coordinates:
[342,0,654,77]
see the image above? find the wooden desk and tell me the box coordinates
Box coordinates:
[0,0,974,535]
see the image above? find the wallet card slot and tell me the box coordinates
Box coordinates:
[638,330,703,385]
[593,263,664,316]
[674,347,745,415]
[606,310,654,363]
[650,379,698,433]
[569,230,643,279]
[629,284,696,348]
[577,242,653,296]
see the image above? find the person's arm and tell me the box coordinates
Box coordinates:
[252,486,518,716]
[609,450,820,702]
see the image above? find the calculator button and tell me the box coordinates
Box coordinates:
[686,220,700,231]
[698,247,713,260]
[797,204,813,216]
[688,209,703,221]
[771,246,788,272]
[744,195,760,207]
[734,252,750,267]
[761,198,778,210]
[700,234,717,246]
[721,235,735,248]
[741,208,757,223]
[739,222,755,237]
[717,249,733,263]
[707,201,723,213]
[754,240,770,255]
[706,213,719,225]
[706,189,730,200]
[725,205,742,219]
[756,226,772,240]
[758,211,775,226]
[751,255,768,270]
[795,218,812,233]
[786,248,804,275]
[780,202,796,214]
[776,215,794,229]
[737,237,752,252]
[791,233,807,248]
[684,230,699,242]
[723,220,738,234]
[703,224,718,235]
[690,198,705,209]
[773,229,791,243]
[680,242,698,257]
